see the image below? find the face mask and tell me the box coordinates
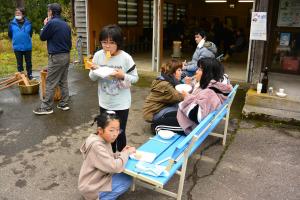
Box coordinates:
[15,16,22,20]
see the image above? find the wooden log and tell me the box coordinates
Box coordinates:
[20,74,30,86]
[0,79,23,91]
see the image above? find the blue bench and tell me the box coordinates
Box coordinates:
[124,85,239,200]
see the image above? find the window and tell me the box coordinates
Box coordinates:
[176,5,186,21]
[143,0,153,28]
[271,32,300,74]
[163,3,174,27]
[118,0,138,26]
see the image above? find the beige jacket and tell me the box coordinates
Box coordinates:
[78,134,130,200]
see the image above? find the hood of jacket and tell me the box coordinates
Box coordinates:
[203,41,218,55]
[205,80,233,103]
[197,39,217,55]
[157,73,180,87]
[80,134,102,159]
[11,17,31,26]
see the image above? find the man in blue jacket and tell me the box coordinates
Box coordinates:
[33,3,72,115]
[8,7,33,80]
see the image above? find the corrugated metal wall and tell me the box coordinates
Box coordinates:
[75,0,88,55]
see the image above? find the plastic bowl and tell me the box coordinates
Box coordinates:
[158,130,175,140]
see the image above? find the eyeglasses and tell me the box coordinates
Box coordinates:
[101,41,117,46]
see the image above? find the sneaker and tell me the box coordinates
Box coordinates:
[57,104,70,111]
[33,107,53,115]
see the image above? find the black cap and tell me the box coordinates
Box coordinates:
[48,3,61,16]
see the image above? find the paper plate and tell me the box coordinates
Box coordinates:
[93,67,115,78]
[158,130,175,140]
[276,92,287,98]
[129,150,156,163]
[175,84,192,93]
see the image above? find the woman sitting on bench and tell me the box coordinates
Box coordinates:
[177,57,233,134]
[143,59,186,133]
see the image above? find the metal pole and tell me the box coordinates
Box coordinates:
[156,0,162,72]
[85,0,90,55]
[152,0,158,71]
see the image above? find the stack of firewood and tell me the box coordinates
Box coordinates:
[0,72,30,91]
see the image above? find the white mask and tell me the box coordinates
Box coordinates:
[15,16,22,20]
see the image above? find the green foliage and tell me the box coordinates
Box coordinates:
[0,32,76,77]
[0,0,72,33]
[0,32,48,77]
[26,0,72,32]
[0,0,16,32]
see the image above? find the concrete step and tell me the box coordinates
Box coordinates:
[245,89,300,113]
[243,89,300,122]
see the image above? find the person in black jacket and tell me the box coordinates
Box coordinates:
[33,3,72,115]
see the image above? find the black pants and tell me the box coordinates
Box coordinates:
[100,107,129,153]
[14,51,32,79]
[151,106,180,133]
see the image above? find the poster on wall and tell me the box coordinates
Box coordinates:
[279,32,291,46]
[250,12,267,41]
[277,0,300,27]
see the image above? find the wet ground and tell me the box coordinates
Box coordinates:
[0,67,299,200]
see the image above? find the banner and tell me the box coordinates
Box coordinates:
[250,12,267,41]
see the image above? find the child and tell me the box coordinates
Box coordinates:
[182,29,217,77]
[142,59,185,133]
[89,24,139,152]
[78,111,136,200]
[177,58,232,134]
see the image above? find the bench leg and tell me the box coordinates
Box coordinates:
[131,177,136,192]
[177,137,196,200]
[177,158,187,200]
[223,111,230,146]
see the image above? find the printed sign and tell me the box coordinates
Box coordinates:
[250,12,267,41]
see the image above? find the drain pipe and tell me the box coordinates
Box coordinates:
[246,0,256,83]
[156,0,162,72]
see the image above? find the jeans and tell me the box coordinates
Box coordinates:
[14,51,32,79]
[99,173,132,200]
[100,107,129,152]
[40,53,70,109]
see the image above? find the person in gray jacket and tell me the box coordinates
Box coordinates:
[182,29,217,77]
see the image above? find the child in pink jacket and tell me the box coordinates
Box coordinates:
[78,111,136,200]
[177,58,232,134]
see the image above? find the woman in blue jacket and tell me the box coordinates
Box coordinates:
[8,7,33,79]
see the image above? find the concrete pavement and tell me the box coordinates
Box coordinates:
[0,67,299,200]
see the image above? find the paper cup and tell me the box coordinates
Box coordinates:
[279,88,284,94]
[257,83,262,94]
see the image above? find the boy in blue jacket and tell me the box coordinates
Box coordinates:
[8,7,33,80]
